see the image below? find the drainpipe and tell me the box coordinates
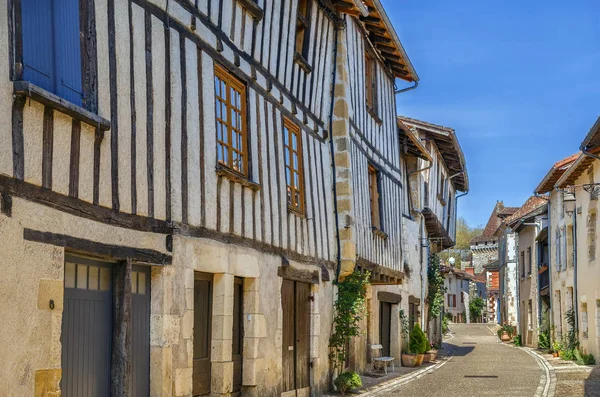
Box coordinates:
[582,149,600,162]
[328,22,341,284]
[454,190,469,243]
[395,80,418,95]
[547,201,553,334]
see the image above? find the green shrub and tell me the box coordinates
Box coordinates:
[334,371,362,396]
[551,340,563,353]
[560,348,575,361]
[538,329,551,350]
[442,316,450,334]
[514,334,522,347]
[409,324,429,354]
[574,349,596,365]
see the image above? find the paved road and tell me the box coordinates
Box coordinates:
[376,324,545,397]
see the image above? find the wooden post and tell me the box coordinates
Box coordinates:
[111,258,132,396]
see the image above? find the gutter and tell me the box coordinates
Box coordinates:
[395,80,418,95]
[329,19,342,283]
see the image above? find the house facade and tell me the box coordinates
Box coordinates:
[1,0,344,396]
[442,266,471,323]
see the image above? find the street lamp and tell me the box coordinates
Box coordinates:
[449,257,456,267]
[563,193,576,216]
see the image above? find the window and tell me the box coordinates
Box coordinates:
[20,0,88,106]
[283,118,304,213]
[527,247,532,275]
[528,300,533,330]
[567,225,574,268]
[368,164,382,230]
[582,303,589,339]
[214,64,248,176]
[365,50,377,114]
[588,211,596,261]
[295,0,311,60]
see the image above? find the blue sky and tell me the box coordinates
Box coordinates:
[384,0,600,227]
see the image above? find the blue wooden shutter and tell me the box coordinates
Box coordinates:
[21,0,55,92]
[53,0,83,105]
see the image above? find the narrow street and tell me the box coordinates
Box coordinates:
[377,324,546,397]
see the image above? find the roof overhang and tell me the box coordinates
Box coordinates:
[422,207,454,250]
[580,116,600,151]
[536,226,549,242]
[398,120,432,161]
[510,205,548,232]
[535,153,579,194]
[356,257,404,285]
[555,151,599,188]
[335,0,418,81]
[398,116,468,191]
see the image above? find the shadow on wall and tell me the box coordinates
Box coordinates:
[585,366,600,396]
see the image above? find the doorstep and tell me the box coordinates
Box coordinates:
[323,346,452,396]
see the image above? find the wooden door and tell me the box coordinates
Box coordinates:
[232,277,244,393]
[379,301,391,357]
[131,266,151,397]
[193,273,213,396]
[281,279,311,395]
[61,256,112,397]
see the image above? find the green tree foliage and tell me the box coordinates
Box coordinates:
[469,297,485,322]
[329,271,370,373]
[409,324,430,354]
[427,253,446,320]
[455,217,484,250]
[334,371,362,396]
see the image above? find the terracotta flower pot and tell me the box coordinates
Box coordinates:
[415,353,425,366]
[500,331,511,342]
[552,352,559,358]
[423,350,438,363]
[401,353,418,367]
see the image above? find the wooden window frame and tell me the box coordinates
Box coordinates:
[365,48,379,119]
[214,64,249,178]
[369,163,382,231]
[283,118,305,214]
[295,0,311,63]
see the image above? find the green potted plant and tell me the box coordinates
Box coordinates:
[423,341,438,363]
[334,371,362,396]
[497,324,514,342]
[551,340,562,358]
[401,324,428,367]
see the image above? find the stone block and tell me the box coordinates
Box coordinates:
[151,314,181,347]
[334,152,350,168]
[150,346,173,397]
[213,273,234,298]
[243,277,260,292]
[174,367,193,396]
[243,290,260,314]
[34,368,61,397]
[212,292,234,317]
[242,358,263,386]
[310,314,320,336]
[211,338,233,362]
[183,267,194,289]
[181,310,194,340]
[212,315,234,340]
[229,252,260,277]
[211,361,234,394]
[244,314,266,338]
[242,337,260,360]
[310,335,320,359]
[341,241,356,260]
[37,279,63,311]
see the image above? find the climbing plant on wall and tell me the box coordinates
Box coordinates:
[329,271,371,373]
[427,253,446,320]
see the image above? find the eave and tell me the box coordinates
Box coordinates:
[398,116,468,191]
[398,120,432,161]
[356,257,404,285]
[580,116,600,151]
[534,153,579,194]
[555,150,600,188]
[334,0,418,81]
[422,207,454,250]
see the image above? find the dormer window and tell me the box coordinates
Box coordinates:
[295,0,311,61]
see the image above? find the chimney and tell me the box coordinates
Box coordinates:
[465,267,475,276]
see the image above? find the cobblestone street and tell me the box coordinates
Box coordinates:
[375,324,546,397]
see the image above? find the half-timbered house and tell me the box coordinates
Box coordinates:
[0,0,344,396]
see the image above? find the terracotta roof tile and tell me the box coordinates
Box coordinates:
[471,201,512,244]
[504,196,549,226]
[535,153,579,194]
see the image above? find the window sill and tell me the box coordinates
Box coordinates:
[372,227,388,240]
[294,52,312,74]
[287,206,306,218]
[216,164,260,191]
[236,0,264,21]
[14,81,110,131]
[366,107,382,125]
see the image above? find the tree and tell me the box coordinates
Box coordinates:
[455,217,483,250]
[469,297,485,323]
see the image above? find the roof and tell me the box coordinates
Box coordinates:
[484,259,499,270]
[398,120,433,161]
[471,201,517,244]
[337,0,418,81]
[505,196,548,228]
[555,150,600,188]
[398,116,468,191]
[472,272,487,284]
[580,116,600,151]
[534,153,579,194]
[441,266,473,281]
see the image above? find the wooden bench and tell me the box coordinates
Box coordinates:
[370,344,395,374]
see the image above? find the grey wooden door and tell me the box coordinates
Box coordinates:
[193,273,213,396]
[281,279,311,395]
[61,256,112,397]
[131,266,151,397]
[232,277,244,393]
[379,301,391,357]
